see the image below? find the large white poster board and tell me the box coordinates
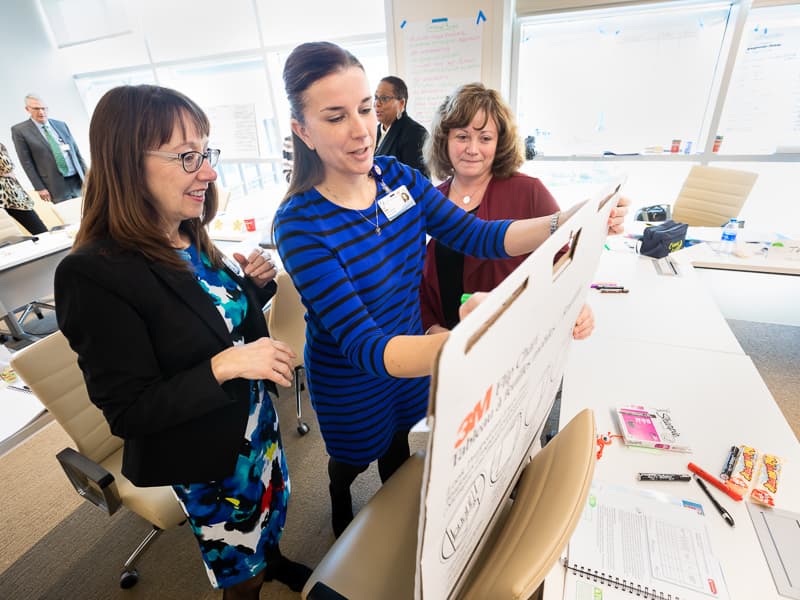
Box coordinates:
[415,181,622,599]
[403,18,483,131]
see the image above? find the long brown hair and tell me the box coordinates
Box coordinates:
[75,84,221,270]
[425,82,524,181]
[281,42,364,203]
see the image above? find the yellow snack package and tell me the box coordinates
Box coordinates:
[750,454,783,507]
[726,445,759,497]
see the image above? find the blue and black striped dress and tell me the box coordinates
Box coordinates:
[274,157,511,465]
[171,243,289,589]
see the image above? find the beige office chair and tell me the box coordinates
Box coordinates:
[216,185,232,214]
[28,190,67,230]
[304,408,596,600]
[51,196,83,226]
[10,332,187,589]
[0,207,31,242]
[671,165,758,226]
[268,270,310,435]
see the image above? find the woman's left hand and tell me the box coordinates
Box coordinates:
[572,303,595,340]
[458,291,489,321]
[607,196,630,235]
[233,248,277,288]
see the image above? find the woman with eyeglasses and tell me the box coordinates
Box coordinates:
[374,76,430,178]
[275,42,628,538]
[54,85,310,599]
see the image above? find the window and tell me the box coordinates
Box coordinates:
[60,0,389,192]
[514,0,800,234]
[516,1,734,156]
[717,4,800,154]
[156,56,276,159]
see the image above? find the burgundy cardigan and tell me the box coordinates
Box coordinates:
[420,173,560,331]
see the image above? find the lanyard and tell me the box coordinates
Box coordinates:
[370,164,392,195]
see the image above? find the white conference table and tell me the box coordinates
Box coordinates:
[0,231,74,339]
[0,380,45,444]
[547,338,800,600]
[588,249,744,354]
[543,240,799,600]
[626,222,800,276]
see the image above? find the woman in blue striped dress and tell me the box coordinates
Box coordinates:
[274,42,627,537]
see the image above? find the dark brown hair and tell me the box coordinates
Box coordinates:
[425,82,524,181]
[75,84,220,270]
[281,41,364,202]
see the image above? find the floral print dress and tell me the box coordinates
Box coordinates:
[171,243,290,589]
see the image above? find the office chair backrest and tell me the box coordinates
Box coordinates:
[302,408,596,599]
[52,197,83,225]
[0,207,29,240]
[10,331,122,464]
[267,270,306,370]
[28,190,66,230]
[216,186,232,214]
[672,165,758,227]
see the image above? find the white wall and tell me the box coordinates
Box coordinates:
[0,1,90,189]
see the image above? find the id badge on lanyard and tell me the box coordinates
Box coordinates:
[372,164,415,222]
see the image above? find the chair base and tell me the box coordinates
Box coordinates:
[295,366,310,436]
[119,524,167,589]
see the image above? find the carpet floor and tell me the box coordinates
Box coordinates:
[0,319,796,598]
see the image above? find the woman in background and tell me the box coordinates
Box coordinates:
[274,43,626,538]
[0,142,48,234]
[420,83,598,338]
[374,76,430,177]
[55,84,309,600]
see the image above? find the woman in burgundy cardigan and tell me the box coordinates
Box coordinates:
[420,83,595,337]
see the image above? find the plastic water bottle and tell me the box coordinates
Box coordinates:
[721,219,738,254]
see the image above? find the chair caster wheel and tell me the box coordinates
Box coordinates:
[297,422,310,435]
[120,569,139,589]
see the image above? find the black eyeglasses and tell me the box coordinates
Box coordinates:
[374,95,399,105]
[146,148,221,173]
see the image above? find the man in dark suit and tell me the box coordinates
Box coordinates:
[374,76,430,178]
[11,94,86,203]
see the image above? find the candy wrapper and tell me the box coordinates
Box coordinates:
[750,454,783,507]
[726,444,759,497]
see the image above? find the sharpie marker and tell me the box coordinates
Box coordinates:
[591,282,618,288]
[720,445,740,481]
[638,473,691,482]
[600,288,629,294]
[688,462,743,501]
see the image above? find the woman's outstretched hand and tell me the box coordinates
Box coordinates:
[233,248,278,288]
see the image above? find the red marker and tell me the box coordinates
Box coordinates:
[688,462,743,502]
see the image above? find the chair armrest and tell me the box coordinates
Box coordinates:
[56,447,122,515]
[305,581,349,600]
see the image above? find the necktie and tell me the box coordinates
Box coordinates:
[42,124,69,176]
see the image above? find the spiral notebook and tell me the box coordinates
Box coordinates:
[563,481,729,600]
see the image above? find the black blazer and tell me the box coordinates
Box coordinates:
[54,239,277,487]
[375,112,430,178]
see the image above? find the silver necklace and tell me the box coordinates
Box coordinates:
[451,177,489,205]
[323,184,381,235]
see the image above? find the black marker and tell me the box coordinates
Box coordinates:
[695,476,735,527]
[720,445,740,481]
[638,473,691,482]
